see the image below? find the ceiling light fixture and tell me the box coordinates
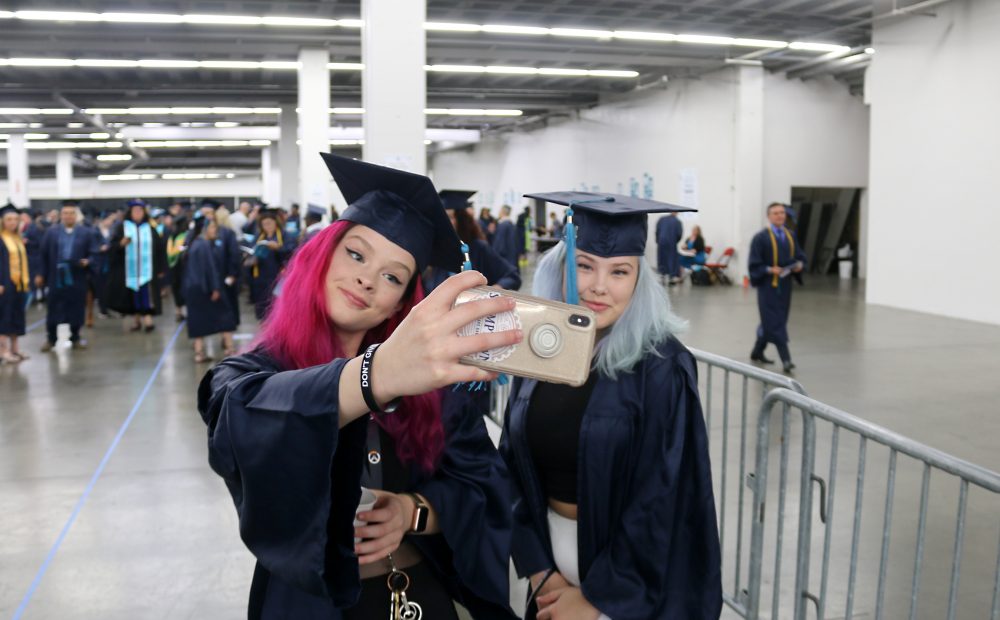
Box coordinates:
[96,153,133,161]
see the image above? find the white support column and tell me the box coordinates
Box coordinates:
[7,135,29,207]
[278,103,299,208]
[297,48,331,213]
[56,150,73,198]
[732,65,765,277]
[261,145,281,206]
[362,0,427,174]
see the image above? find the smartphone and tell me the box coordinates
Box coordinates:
[453,286,597,387]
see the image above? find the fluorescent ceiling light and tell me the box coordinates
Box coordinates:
[331,107,365,114]
[330,139,364,146]
[481,24,549,35]
[259,16,339,27]
[9,57,75,66]
[226,173,235,178]
[142,122,165,127]
[337,19,364,28]
[25,133,50,139]
[99,12,183,24]
[0,122,29,128]
[676,34,735,46]
[14,10,102,21]
[538,68,589,76]
[485,66,539,75]
[0,108,67,115]
[183,14,265,25]
[734,38,787,49]
[865,48,875,54]
[425,22,481,32]
[97,153,132,161]
[85,108,129,114]
[0,58,636,78]
[789,42,851,53]
[260,61,299,70]
[549,27,613,39]
[613,31,677,42]
[75,59,139,67]
[89,132,110,139]
[214,121,240,128]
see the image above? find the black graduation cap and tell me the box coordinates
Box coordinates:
[127,198,147,209]
[320,153,462,272]
[523,191,696,257]
[0,203,20,218]
[258,207,281,221]
[199,198,221,210]
[305,204,326,219]
[62,199,80,208]
[439,190,477,211]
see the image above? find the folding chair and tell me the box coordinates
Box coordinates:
[705,247,735,285]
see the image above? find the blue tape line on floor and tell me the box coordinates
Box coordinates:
[26,318,44,333]
[12,321,186,619]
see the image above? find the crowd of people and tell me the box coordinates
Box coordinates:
[0,197,327,365]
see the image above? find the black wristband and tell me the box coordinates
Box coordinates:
[359,343,400,414]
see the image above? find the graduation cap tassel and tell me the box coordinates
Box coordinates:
[563,207,579,305]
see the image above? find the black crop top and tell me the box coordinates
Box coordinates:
[525,374,598,504]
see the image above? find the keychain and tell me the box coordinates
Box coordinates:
[387,554,422,620]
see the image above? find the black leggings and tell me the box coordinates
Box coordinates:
[343,561,459,620]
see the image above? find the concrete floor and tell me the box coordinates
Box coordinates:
[1,276,998,619]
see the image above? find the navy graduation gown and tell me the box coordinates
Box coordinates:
[105,222,168,316]
[248,235,292,320]
[501,338,723,619]
[216,226,243,327]
[197,351,514,619]
[423,239,522,294]
[39,225,98,328]
[0,237,28,335]
[182,238,237,338]
[748,227,807,346]
[492,220,520,271]
[23,223,45,280]
[656,216,683,277]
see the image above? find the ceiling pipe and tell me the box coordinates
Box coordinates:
[52,92,150,165]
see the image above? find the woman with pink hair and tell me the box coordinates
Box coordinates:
[198,154,520,619]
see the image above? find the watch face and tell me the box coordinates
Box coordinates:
[414,507,429,533]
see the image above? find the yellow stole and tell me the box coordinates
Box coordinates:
[1,230,29,292]
[767,226,794,288]
[253,229,283,278]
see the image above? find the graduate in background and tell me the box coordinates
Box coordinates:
[86,210,116,326]
[21,209,46,304]
[655,212,683,285]
[300,203,328,245]
[105,199,167,333]
[422,190,521,294]
[199,199,243,330]
[748,202,806,373]
[491,204,519,274]
[38,201,98,351]
[166,215,189,322]
[0,203,30,363]
[198,154,519,620]
[247,208,292,321]
[183,215,236,363]
[503,192,722,620]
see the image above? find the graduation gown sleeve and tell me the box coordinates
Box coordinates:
[499,379,556,578]
[197,353,367,607]
[412,388,513,610]
[747,231,771,288]
[580,351,722,619]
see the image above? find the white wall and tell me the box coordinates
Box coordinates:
[0,176,261,200]
[866,0,1000,325]
[431,67,870,272]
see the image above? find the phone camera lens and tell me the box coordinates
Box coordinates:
[570,314,590,327]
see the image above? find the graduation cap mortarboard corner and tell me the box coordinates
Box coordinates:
[523,191,696,258]
[305,204,326,219]
[320,153,462,272]
[127,198,147,208]
[199,198,221,210]
[439,190,477,211]
[0,203,20,218]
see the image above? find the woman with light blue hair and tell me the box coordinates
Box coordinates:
[500,193,722,620]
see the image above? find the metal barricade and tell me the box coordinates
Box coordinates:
[689,348,806,618]
[746,388,1000,620]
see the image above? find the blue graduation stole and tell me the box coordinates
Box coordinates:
[124,221,154,292]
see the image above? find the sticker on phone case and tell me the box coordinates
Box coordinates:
[456,290,520,363]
